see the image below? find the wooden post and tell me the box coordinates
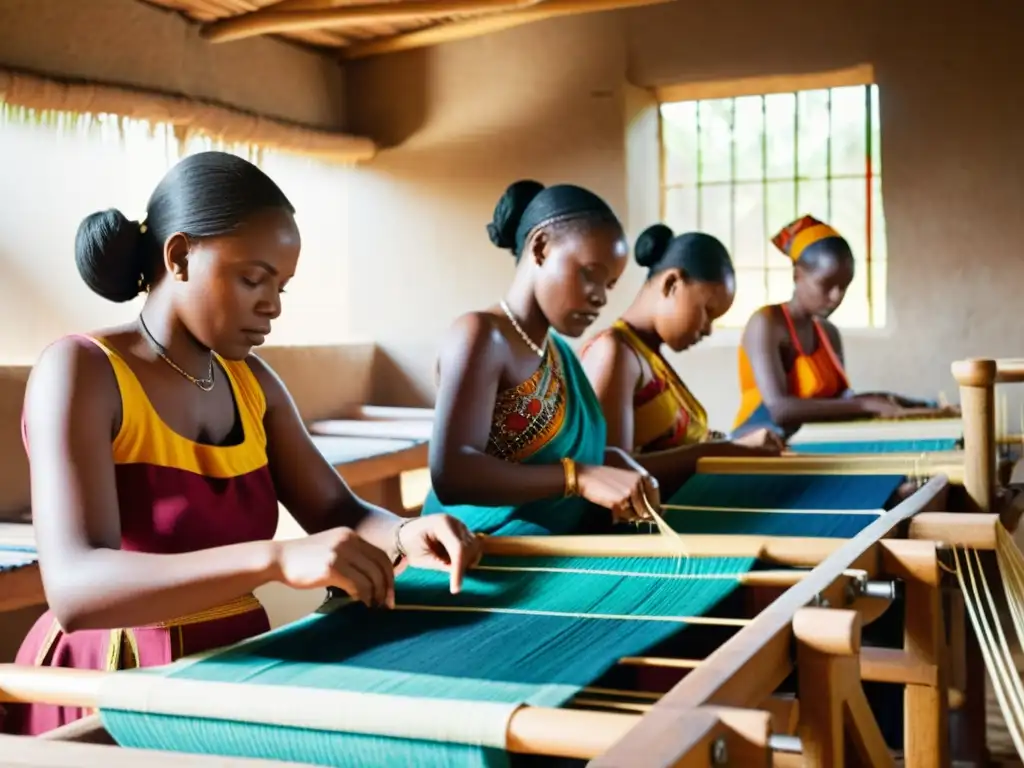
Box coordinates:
[951,359,997,513]
[793,608,894,768]
[903,578,950,768]
[951,358,997,765]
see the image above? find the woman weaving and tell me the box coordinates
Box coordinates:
[2,152,480,736]
[732,214,955,440]
[422,180,660,536]
[581,224,783,495]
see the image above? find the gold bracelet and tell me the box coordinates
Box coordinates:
[561,457,578,497]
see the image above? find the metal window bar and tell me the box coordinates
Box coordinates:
[761,94,768,298]
[659,83,880,327]
[865,84,875,327]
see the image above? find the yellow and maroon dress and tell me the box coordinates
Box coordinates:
[2,335,279,736]
[585,320,710,453]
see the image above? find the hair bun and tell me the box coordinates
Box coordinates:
[486,179,545,253]
[74,209,146,303]
[634,223,674,268]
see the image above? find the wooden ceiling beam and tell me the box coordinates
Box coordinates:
[200,0,542,43]
[338,0,673,59]
[260,0,366,11]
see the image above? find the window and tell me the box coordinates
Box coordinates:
[659,82,885,329]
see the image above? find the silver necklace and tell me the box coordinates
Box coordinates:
[499,300,548,358]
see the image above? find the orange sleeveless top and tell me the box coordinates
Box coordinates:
[733,305,848,434]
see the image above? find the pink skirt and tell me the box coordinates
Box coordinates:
[0,606,270,736]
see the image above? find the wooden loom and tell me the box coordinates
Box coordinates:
[0,472,1004,768]
[2,361,1022,766]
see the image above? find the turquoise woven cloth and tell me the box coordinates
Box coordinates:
[100,471,908,766]
[662,472,906,538]
[789,438,960,454]
[102,554,752,767]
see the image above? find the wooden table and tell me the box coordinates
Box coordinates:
[311,435,429,514]
[0,522,42,614]
[310,419,432,442]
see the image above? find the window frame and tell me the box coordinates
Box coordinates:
[653,65,886,331]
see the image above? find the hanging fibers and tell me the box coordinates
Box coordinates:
[101,554,753,768]
[952,525,1024,761]
[660,473,906,538]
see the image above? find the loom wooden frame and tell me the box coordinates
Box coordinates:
[0,475,999,768]
[948,356,1024,763]
[3,362,1015,765]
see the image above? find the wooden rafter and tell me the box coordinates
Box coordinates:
[200,0,545,42]
[338,0,673,59]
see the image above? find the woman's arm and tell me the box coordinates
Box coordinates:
[821,321,949,411]
[27,338,281,633]
[741,309,881,428]
[429,313,570,507]
[607,442,772,496]
[580,332,640,452]
[247,356,399,542]
[248,356,479,593]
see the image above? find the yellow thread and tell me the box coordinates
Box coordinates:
[106,629,123,672]
[393,603,749,626]
[581,686,662,701]
[473,564,804,581]
[640,491,689,560]
[572,698,652,713]
[32,620,62,667]
[149,593,262,629]
[661,503,883,516]
[124,628,140,669]
[952,541,1024,755]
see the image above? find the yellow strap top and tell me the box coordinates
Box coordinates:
[612,320,709,450]
[85,336,269,479]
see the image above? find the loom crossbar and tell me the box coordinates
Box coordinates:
[0,665,643,760]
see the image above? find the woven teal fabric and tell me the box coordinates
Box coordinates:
[102,554,752,767]
[790,438,959,454]
[662,472,906,538]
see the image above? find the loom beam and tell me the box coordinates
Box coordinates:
[0,665,647,760]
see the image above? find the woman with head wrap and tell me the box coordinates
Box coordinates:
[581,224,782,496]
[421,180,660,536]
[732,215,956,439]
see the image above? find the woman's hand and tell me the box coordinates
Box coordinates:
[579,459,661,524]
[395,514,483,594]
[276,528,396,608]
[856,394,905,418]
[732,428,786,454]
